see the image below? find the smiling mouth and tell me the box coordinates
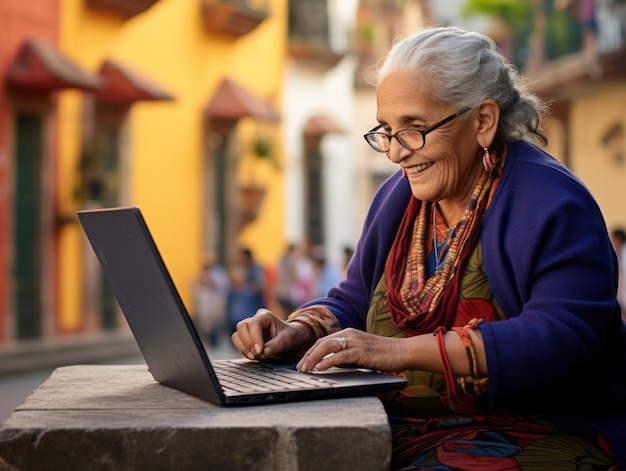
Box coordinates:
[405,162,434,174]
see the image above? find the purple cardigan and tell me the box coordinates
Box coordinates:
[304,140,626,463]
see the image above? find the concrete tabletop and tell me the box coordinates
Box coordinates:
[0,365,392,470]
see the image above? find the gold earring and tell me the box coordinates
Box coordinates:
[482,147,495,172]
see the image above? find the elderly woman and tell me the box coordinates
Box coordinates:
[232,26,626,469]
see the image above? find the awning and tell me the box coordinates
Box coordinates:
[303,113,344,137]
[94,59,175,103]
[86,0,160,19]
[6,37,101,93]
[205,78,280,122]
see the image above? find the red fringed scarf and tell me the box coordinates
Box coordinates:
[385,145,506,336]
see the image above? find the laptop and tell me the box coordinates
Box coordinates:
[77,206,407,406]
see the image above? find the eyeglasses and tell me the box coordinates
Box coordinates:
[363,109,470,153]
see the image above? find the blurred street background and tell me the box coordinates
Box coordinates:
[1,0,625,420]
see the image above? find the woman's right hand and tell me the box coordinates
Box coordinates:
[231,308,312,360]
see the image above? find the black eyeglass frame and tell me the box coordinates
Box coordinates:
[363,108,471,153]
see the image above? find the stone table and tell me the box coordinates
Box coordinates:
[0,365,392,470]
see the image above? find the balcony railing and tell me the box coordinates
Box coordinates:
[521,0,626,72]
[287,0,347,70]
[596,0,626,53]
[524,0,626,100]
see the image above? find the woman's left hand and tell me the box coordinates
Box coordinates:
[296,328,404,373]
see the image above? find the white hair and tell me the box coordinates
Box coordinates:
[378,26,548,145]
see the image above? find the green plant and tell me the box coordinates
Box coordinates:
[251,135,281,171]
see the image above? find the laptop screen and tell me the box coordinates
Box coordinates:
[78,206,224,403]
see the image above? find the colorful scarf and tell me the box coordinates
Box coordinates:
[385,145,506,336]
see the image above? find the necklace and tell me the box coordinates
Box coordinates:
[432,203,441,265]
[432,203,454,267]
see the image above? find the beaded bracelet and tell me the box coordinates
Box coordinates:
[451,317,484,379]
[451,326,479,379]
[287,318,316,346]
[287,309,333,339]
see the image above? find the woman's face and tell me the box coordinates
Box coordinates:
[376,71,483,213]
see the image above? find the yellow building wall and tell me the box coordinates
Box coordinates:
[56,89,84,331]
[57,0,287,331]
[542,115,566,164]
[568,84,626,232]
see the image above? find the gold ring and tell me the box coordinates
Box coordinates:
[336,337,347,350]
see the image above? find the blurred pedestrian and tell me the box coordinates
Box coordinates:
[291,241,315,307]
[241,247,266,308]
[192,252,229,348]
[275,244,298,317]
[342,245,355,278]
[310,245,341,299]
[225,248,266,333]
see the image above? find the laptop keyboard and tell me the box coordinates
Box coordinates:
[213,360,327,394]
